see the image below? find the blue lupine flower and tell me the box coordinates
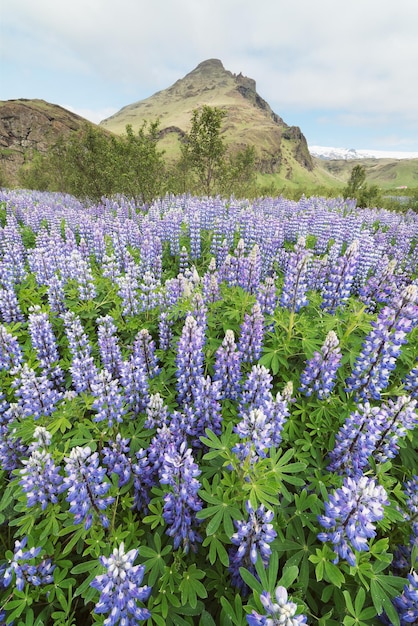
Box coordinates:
[144,393,169,429]
[61,446,114,530]
[132,328,160,379]
[176,315,205,405]
[12,364,62,420]
[318,475,389,566]
[0,324,23,371]
[403,359,418,398]
[213,329,242,400]
[90,543,151,624]
[300,330,342,399]
[28,306,63,386]
[102,434,132,487]
[237,303,265,364]
[239,365,273,415]
[247,585,307,626]
[280,236,312,313]
[120,355,150,416]
[97,315,123,379]
[116,272,139,318]
[159,442,202,553]
[62,311,98,393]
[229,501,276,592]
[389,572,418,625]
[91,369,126,427]
[1,537,55,592]
[345,284,418,400]
[321,240,359,313]
[0,283,24,323]
[46,274,66,314]
[186,374,223,440]
[19,445,63,510]
[257,276,278,316]
[138,271,161,312]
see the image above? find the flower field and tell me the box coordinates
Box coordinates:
[0,189,417,625]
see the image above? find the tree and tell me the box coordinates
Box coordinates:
[343,164,366,199]
[180,105,227,195]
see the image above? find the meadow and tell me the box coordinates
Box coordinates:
[0,189,417,625]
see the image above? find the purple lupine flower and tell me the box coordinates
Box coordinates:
[187,374,223,440]
[358,257,398,312]
[389,572,418,625]
[257,276,278,317]
[46,274,66,314]
[403,359,418,398]
[189,210,201,259]
[328,402,381,476]
[176,315,205,405]
[0,283,24,323]
[62,311,98,393]
[239,364,273,415]
[280,236,312,313]
[1,537,55,592]
[321,240,360,313]
[97,315,123,379]
[144,393,169,429]
[132,328,160,379]
[159,309,173,350]
[189,292,208,333]
[372,395,417,464]
[69,249,96,301]
[239,244,262,294]
[91,369,126,428]
[19,448,63,510]
[202,257,221,303]
[0,324,23,371]
[138,271,161,312]
[90,543,151,624]
[179,246,190,275]
[12,364,62,420]
[116,272,139,318]
[120,355,150,416]
[229,501,276,592]
[28,306,63,386]
[299,330,342,399]
[0,403,28,472]
[102,434,132,487]
[61,446,114,530]
[247,585,307,626]
[159,442,202,553]
[345,284,418,400]
[318,475,389,566]
[237,302,265,364]
[213,330,242,400]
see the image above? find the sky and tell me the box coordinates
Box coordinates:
[1,0,418,154]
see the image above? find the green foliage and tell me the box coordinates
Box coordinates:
[180,105,227,195]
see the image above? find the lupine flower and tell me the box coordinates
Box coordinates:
[0,323,23,371]
[179,246,190,274]
[280,236,312,313]
[46,274,66,314]
[91,369,126,427]
[229,501,276,592]
[90,543,151,624]
[186,374,223,440]
[321,240,359,313]
[0,283,24,323]
[12,364,62,420]
[239,365,273,415]
[69,249,96,300]
[144,393,169,429]
[28,306,63,386]
[237,303,265,364]
[176,315,205,405]
[97,315,123,379]
[117,272,139,318]
[159,442,202,553]
[19,448,63,510]
[1,537,55,592]
[257,276,278,317]
[132,329,160,379]
[61,446,114,530]
[138,271,161,312]
[62,311,98,393]
[403,359,418,398]
[213,329,242,400]
[386,572,418,626]
[345,284,418,400]
[299,330,342,399]
[102,434,132,487]
[247,585,307,626]
[359,257,398,312]
[189,210,201,259]
[0,403,28,471]
[318,475,389,566]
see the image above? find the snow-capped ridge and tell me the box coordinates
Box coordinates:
[309,145,418,160]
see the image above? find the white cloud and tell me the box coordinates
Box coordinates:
[2,0,418,148]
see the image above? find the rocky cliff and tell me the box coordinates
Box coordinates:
[0,99,91,185]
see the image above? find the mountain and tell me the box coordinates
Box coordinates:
[100,58,314,176]
[310,145,418,161]
[0,99,96,185]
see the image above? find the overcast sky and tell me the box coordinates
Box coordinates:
[1,0,418,152]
